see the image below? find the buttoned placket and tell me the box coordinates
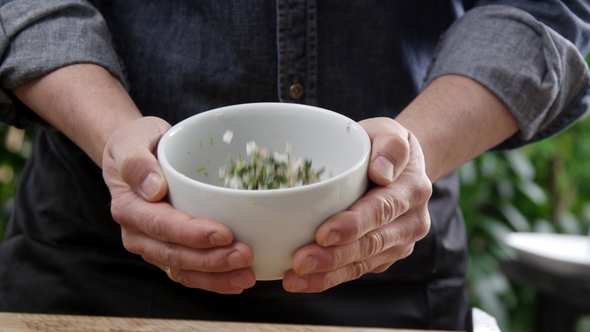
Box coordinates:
[276,0,318,105]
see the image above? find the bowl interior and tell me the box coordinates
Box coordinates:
[160,103,369,190]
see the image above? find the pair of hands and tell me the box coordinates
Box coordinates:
[12,64,513,295]
[102,116,432,294]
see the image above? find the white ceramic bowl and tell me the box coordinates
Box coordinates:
[157,102,371,280]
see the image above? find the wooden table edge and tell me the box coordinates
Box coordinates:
[0,312,458,332]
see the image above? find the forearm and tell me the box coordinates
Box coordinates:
[0,1,126,129]
[402,4,590,182]
[424,5,590,150]
[12,64,142,166]
[396,74,518,182]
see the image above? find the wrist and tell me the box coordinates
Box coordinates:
[12,63,142,166]
[395,74,518,182]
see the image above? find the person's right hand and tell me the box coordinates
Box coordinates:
[102,116,256,294]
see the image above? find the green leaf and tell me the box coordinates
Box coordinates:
[532,218,556,233]
[499,203,530,232]
[506,150,535,180]
[516,180,547,206]
[558,211,582,235]
[459,160,477,184]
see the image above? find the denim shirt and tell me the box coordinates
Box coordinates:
[0,1,589,331]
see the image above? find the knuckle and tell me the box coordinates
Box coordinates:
[330,248,346,270]
[367,195,397,232]
[399,244,415,260]
[173,269,187,285]
[377,195,397,224]
[174,270,202,290]
[371,262,393,273]
[119,151,154,188]
[417,177,433,202]
[383,121,410,150]
[147,215,170,242]
[214,274,247,294]
[316,272,345,292]
[110,199,128,224]
[412,210,431,242]
[197,255,218,272]
[121,232,140,255]
[343,210,367,241]
[395,132,411,157]
[362,231,386,258]
[158,242,182,267]
[119,151,144,176]
[110,194,140,228]
[348,261,369,281]
[408,177,432,208]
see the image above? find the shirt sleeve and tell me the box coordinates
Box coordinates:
[424,4,590,150]
[0,0,124,128]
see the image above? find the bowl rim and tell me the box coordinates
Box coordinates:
[157,102,371,196]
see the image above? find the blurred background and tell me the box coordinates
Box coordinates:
[0,55,589,331]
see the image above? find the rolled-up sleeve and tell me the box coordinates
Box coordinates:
[425,4,590,149]
[0,0,124,128]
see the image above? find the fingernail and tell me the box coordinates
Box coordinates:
[209,232,228,246]
[300,256,318,274]
[231,274,250,289]
[141,172,162,198]
[227,251,248,268]
[290,277,308,292]
[324,231,341,247]
[372,155,394,181]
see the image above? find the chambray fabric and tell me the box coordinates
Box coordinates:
[426,4,590,149]
[0,0,124,127]
[0,1,589,331]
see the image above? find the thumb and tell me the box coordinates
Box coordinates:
[139,170,167,202]
[103,116,171,202]
[359,118,410,186]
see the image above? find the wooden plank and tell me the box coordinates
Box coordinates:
[0,312,445,332]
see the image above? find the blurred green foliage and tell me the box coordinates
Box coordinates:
[460,54,590,332]
[461,114,590,331]
[0,124,31,241]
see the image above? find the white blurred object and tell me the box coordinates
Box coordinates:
[5,126,25,152]
[505,232,590,277]
[473,308,501,332]
[222,130,233,144]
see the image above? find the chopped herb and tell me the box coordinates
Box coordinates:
[219,141,324,190]
[223,130,233,143]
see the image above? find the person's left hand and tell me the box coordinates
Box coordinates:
[282,117,432,292]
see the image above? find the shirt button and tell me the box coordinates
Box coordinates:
[289,82,303,100]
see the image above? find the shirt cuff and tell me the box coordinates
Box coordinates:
[424,5,590,150]
[0,0,125,128]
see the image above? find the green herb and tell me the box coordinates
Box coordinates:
[219,141,324,190]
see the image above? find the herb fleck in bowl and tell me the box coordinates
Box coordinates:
[157,102,371,280]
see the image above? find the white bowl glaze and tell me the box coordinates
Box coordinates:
[157,102,371,280]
